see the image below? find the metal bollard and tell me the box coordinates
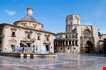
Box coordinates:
[30,54,34,59]
[27,54,30,59]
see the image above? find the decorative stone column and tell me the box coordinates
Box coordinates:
[68,40,69,46]
[64,41,66,46]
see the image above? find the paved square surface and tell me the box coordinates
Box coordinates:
[0,53,106,70]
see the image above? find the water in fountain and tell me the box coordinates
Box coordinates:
[37,46,48,54]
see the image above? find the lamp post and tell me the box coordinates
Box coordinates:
[98,32,102,40]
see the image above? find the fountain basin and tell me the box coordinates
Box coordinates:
[0,52,56,58]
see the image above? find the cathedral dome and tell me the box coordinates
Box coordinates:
[14,7,44,31]
[14,16,42,25]
[17,16,37,22]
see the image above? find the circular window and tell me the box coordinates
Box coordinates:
[83,29,90,37]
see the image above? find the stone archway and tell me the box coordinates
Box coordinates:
[85,41,94,53]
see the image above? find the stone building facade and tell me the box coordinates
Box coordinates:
[0,8,55,54]
[54,15,99,54]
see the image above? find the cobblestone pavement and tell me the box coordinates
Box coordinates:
[0,53,106,70]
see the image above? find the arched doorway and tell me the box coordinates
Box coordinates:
[85,41,94,53]
[45,45,49,52]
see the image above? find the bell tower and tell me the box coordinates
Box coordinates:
[66,15,80,32]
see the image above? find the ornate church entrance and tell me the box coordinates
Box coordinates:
[85,41,94,53]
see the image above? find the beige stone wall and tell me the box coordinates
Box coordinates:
[2,25,54,53]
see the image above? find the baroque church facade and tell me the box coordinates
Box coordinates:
[54,15,99,54]
[0,8,55,53]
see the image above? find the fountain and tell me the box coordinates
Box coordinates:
[37,46,49,54]
[34,46,56,57]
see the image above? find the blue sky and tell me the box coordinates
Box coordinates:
[0,0,106,33]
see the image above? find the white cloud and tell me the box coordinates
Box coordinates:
[5,9,16,16]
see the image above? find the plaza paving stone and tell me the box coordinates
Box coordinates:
[0,53,106,70]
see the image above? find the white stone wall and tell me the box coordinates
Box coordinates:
[76,25,81,53]
[2,26,12,52]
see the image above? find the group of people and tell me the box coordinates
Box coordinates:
[12,43,34,53]
[11,43,49,54]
